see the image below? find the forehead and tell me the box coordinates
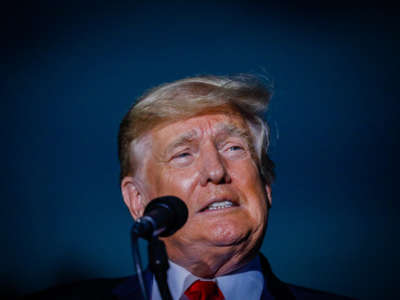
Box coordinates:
[129,113,253,179]
[150,113,249,144]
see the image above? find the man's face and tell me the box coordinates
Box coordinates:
[126,113,269,273]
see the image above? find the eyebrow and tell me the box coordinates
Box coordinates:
[212,123,253,150]
[215,123,250,140]
[164,130,198,155]
[163,122,252,156]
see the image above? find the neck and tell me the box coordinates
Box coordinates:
[167,243,259,278]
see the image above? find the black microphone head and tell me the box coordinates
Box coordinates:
[144,196,188,237]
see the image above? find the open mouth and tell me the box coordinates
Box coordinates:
[199,199,239,212]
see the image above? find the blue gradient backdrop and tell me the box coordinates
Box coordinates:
[1,1,399,299]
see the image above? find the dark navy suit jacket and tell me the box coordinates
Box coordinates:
[25,255,355,300]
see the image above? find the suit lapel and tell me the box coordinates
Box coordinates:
[260,254,295,300]
[113,254,294,300]
[112,269,153,300]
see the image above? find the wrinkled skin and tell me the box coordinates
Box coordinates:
[121,113,271,278]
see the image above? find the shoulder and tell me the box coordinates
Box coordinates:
[22,277,129,300]
[259,254,356,300]
[287,284,357,300]
[22,270,151,300]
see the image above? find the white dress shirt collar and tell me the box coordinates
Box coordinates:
[151,255,264,300]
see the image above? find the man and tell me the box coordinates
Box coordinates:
[118,75,274,299]
[116,74,353,300]
[27,75,353,299]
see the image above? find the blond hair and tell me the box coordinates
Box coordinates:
[118,74,275,184]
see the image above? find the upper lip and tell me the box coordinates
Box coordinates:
[198,196,239,212]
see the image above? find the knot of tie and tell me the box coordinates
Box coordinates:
[184,280,225,300]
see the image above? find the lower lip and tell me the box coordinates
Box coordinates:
[198,205,239,214]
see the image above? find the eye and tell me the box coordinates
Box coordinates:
[171,151,193,162]
[223,143,248,160]
[170,151,194,167]
[228,145,243,151]
[175,152,191,159]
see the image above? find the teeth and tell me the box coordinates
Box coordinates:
[207,200,233,210]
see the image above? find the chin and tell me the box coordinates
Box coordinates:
[206,222,252,247]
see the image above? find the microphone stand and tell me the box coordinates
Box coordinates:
[130,226,149,300]
[130,196,188,300]
[148,237,173,300]
[131,222,173,300]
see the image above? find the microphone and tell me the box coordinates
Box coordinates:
[132,196,188,240]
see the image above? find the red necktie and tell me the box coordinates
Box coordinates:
[184,280,225,300]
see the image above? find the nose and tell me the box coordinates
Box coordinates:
[199,144,231,186]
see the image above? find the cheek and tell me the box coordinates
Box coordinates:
[230,161,263,193]
[231,163,267,217]
[153,168,199,200]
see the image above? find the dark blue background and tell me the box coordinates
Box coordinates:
[1,1,399,299]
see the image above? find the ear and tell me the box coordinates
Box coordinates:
[266,184,272,208]
[121,176,146,220]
